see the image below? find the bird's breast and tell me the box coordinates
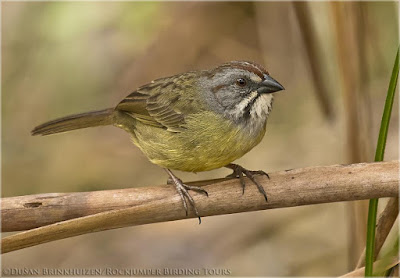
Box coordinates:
[132,111,267,172]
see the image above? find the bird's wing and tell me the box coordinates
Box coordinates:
[116,74,198,132]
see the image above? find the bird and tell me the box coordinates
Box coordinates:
[32,61,284,223]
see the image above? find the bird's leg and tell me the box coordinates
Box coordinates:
[164,169,208,224]
[225,163,269,202]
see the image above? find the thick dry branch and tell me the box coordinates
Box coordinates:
[1,161,398,254]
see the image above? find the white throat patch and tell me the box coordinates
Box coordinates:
[251,93,274,119]
[231,92,274,134]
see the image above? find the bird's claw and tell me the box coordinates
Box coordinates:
[225,163,269,202]
[165,169,208,224]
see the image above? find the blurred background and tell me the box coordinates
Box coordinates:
[2,1,399,276]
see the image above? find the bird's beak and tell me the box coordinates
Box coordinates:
[257,75,285,94]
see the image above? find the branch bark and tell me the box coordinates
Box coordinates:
[1,161,398,254]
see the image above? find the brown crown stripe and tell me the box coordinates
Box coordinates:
[219,61,269,79]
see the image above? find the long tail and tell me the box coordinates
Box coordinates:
[31,108,114,136]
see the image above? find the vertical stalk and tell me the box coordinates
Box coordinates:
[365,47,399,276]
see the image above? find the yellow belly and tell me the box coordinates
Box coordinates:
[129,111,266,172]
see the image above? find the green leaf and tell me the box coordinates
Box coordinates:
[365,47,399,277]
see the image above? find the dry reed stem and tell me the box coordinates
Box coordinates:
[355,197,399,268]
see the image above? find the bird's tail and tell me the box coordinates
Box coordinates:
[31,108,114,136]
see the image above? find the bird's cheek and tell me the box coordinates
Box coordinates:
[214,91,237,109]
[213,92,225,107]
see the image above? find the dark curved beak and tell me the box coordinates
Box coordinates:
[257,75,285,94]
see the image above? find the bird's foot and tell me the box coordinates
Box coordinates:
[225,163,269,202]
[165,169,208,224]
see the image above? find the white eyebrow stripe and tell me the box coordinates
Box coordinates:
[250,74,262,83]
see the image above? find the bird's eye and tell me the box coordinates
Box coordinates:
[236,78,247,87]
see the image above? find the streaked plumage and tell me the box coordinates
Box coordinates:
[31,61,284,220]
